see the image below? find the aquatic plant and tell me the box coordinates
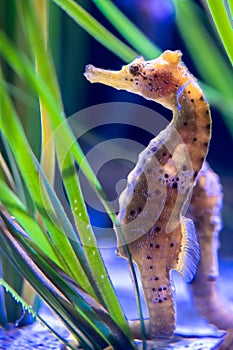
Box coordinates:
[0,0,232,349]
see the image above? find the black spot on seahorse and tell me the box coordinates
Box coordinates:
[129,65,140,76]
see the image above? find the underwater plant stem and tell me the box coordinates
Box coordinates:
[34,0,55,186]
[175,0,233,93]
[0,152,16,192]
[127,260,147,350]
[92,0,161,59]
[204,0,233,65]
[23,0,55,308]
[52,0,137,62]
[228,0,233,19]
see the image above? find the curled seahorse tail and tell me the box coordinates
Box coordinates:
[188,162,233,330]
[138,265,175,339]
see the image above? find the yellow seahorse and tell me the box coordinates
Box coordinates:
[84,50,211,339]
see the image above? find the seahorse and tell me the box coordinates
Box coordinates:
[84,50,211,339]
[187,162,233,348]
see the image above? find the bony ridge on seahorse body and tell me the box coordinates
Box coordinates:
[84,50,212,339]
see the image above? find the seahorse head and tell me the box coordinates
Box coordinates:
[85,50,189,109]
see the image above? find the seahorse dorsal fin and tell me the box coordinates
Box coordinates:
[176,217,200,282]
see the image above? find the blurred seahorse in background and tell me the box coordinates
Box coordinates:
[188,162,233,349]
[85,50,209,339]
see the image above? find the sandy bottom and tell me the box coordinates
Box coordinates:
[0,299,225,350]
[0,305,69,350]
[0,251,232,349]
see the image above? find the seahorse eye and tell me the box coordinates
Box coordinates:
[129,65,139,75]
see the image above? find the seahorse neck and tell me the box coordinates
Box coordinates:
[169,91,211,177]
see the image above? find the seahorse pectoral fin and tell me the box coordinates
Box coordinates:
[175,217,200,282]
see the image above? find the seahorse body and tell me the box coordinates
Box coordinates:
[188,162,233,330]
[85,51,211,339]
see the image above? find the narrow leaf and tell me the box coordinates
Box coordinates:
[0,216,104,349]
[0,279,77,350]
[0,211,136,350]
[51,0,137,62]
[0,177,57,261]
[204,0,233,65]
[33,154,97,297]
[60,152,133,340]
[0,152,16,192]
[0,277,8,329]
[175,0,233,96]
[0,66,95,293]
[92,0,161,59]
